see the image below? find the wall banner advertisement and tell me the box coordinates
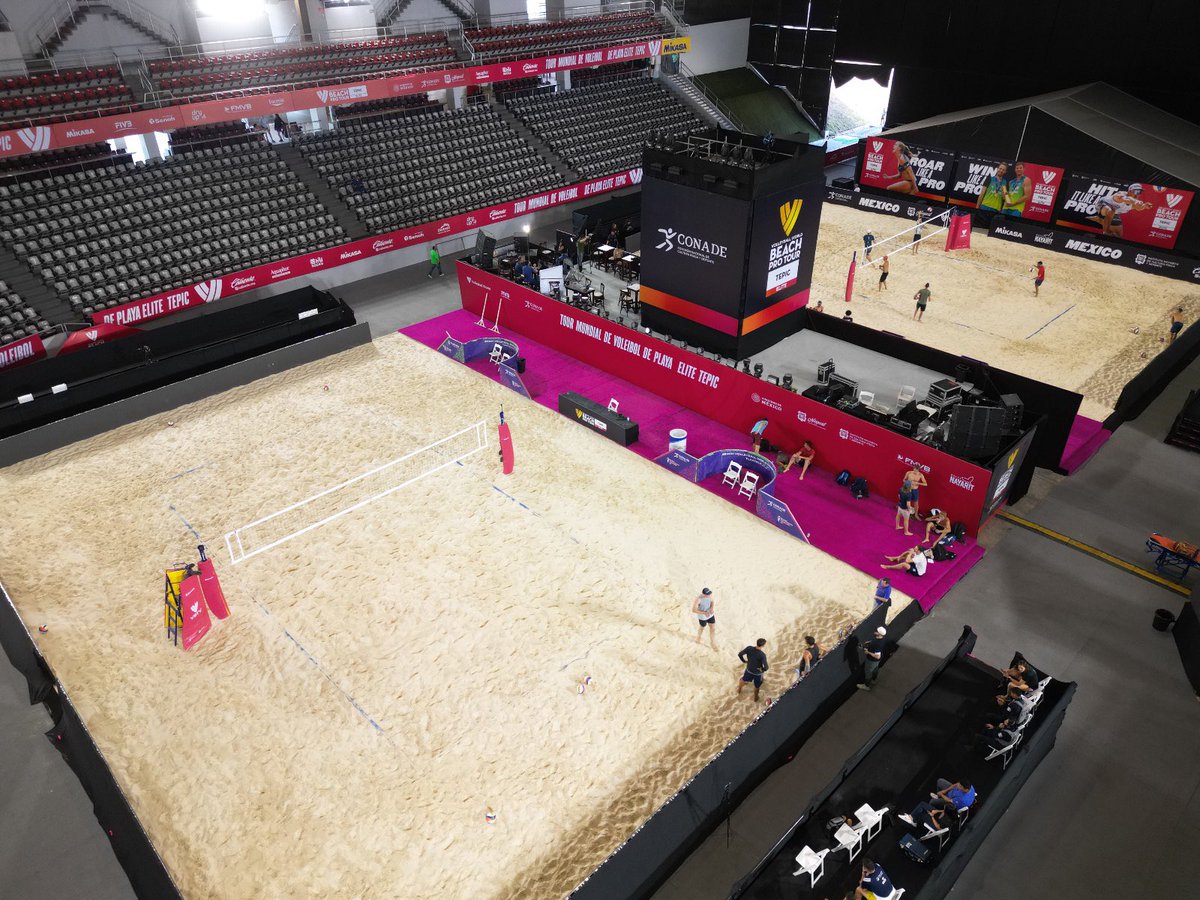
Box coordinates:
[858,137,954,202]
[948,155,1063,223]
[1056,175,1194,250]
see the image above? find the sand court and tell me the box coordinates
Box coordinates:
[810,204,1200,420]
[0,334,876,899]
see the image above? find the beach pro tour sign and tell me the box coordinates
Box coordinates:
[1056,175,1194,250]
[859,137,954,203]
[742,182,824,334]
[947,154,1064,223]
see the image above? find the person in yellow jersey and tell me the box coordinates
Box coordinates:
[1001,161,1032,217]
[976,161,1008,213]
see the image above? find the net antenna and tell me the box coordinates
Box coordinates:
[223,420,488,564]
[475,290,491,328]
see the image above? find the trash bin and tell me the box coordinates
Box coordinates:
[669,428,687,452]
[1153,608,1176,632]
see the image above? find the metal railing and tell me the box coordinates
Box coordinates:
[678,61,744,131]
[30,0,179,58]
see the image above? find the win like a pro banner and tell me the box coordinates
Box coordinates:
[947,154,1064,223]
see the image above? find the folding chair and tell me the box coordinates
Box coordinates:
[832,821,865,862]
[791,845,829,888]
[721,461,742,488]
[488,343,506,364]
[984,730,1022,770]
[738,471,760,499]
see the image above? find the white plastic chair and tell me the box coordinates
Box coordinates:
[855,803,889,841]
[876,887,905,900]
[920,822,952,850]
[738,470,760,499]
[791,845,829,887]
[833,821,866,861]
[721,461,743,488]
[858,390,876,408]
[488,343,505,364]
[898,384,916,406]
[984,730,1023,769]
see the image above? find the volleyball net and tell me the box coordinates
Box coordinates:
[857,209,952,267]
[224,420,488,564]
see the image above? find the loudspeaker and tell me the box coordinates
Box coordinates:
[1000,393,1024,432]
[949,404,1006,455]
[516,357,526,374]
[832,176,856,189]
[513,235,529,256]
[477,234,497,268]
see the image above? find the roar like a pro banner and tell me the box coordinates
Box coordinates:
[948,154,1064,223]
[858,137,954,202]
[742,183,823,334]
[638,177,750,335]
[1056,175,1194,250]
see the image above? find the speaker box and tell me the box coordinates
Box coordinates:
[832,176,856,189]
[949,404,1006,455]
[516,357,527,374]
[1000,393,1024,432]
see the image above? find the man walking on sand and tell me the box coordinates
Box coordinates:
[877,254,889,291]
[1170,307,1185,343]
[1031,260,1045,296]
[913,283,931,321]
[737,638,769,702]
[692,587,717,649]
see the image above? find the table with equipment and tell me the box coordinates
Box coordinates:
[558,392,639,446]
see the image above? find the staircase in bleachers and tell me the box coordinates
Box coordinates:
[506,75,707,179]
[488,97,579,183]
[292,104,566,234]
[0,244,67,339]
[272,144,371,241]
[0,135,347,319]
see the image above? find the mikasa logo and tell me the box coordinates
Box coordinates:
[995,226,1022,238]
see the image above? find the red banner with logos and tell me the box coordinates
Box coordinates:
[93,167,643,327]
[858,137,954,202]
[56,322,140,355]
[0,39,688,161]
[456,263,992,534]
[1056,176,1194,250]
[0,333,47,371]
[179,573,212,651]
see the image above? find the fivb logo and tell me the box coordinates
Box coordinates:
[1041,170,1056,184]
[656,227,677,252]
[18,126,52,152]
[871,140,883,153]
[779,199,803,237]
[647,39,662,56]
[317,89,330,103]
[84,329,99,341]
[1165,193,1184,208]
[629,167,643,184]
[195,279,223,303]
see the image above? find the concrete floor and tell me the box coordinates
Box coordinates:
[1,234,1198,899]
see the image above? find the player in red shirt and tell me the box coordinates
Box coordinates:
[1031,260,1046,296]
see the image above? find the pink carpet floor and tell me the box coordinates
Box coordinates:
[402,310,985,612]
[1060,415,1113,474]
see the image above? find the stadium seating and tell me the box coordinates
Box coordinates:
[465,11,671,59]
[507,77,704,178]
[0,139,345,316]
[0,278,52,343]
[147,35,457,99]
[0,65,133,125]
[294,104,566,234]
[332,93,440,124]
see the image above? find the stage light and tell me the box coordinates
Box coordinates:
[196,0,266,16]
[522,224,530,233]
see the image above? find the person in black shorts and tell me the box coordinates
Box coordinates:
[737,638,769,702]
[1032,260,1046,296]
[878,255,889,290]
[1170,308,1185,343]
[692,587,717,650]
[913,283,931,321]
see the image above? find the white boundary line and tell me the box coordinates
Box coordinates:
[224,420,488,564]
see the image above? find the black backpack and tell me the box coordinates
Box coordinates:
[850,477,869,499]
[932,540,957,562]
[835,469,852,485]
[950,522,967,541]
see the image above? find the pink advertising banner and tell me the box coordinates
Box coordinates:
[457,264,992,534]
[0,40,684,161]
[92,167,643,327]
[0,333,47,371]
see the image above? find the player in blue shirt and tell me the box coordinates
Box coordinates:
[856,859,895,899]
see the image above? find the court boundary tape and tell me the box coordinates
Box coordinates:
[997,510,1190,596]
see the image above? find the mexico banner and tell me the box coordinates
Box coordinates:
[1056,175,1194,250]
[858,137,954,202]
[948,154,1063,223]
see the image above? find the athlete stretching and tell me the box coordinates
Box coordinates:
[887,142,917,194]
[1088,184,1152,238]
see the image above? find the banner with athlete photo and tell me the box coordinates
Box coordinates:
[858,137,953,202]
[947,155,1064,223]
[1056,175,1194,250]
